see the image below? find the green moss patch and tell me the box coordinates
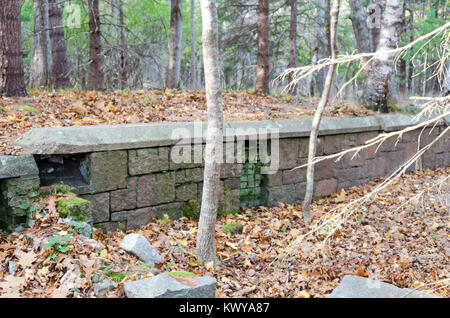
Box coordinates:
[56,193,91,221]
[222,222,244,235]
[168,271,195,278]
[182,199,200,219]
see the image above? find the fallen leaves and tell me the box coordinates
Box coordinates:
[0,89,376,156]
[0,167,448,298]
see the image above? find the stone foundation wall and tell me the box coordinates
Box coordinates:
[1,114,448,232]
[0,155,40,230]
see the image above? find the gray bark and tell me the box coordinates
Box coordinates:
[167,0,183,89]
[189,0,197,90]
[303,0,340,221]
[288,0,297,95]
[32,0,50,88]
[369,0,383,52]
[196,0,224,265]
[363,0,404,112]
[349,0,371,65]
[315,0,331,94]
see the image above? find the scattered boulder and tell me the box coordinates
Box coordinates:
[63,218,92,238]
[328,275,440,298]
[124,272,216,298]
[94,279,116,297]
[119,233,163,266]
[8,261,18,275]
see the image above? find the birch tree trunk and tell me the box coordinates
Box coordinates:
[288,0,297,95]
[89,0,104,90]
[303,0,340,221]
[196,0,224,265]
[48,0,70,89]
[369,0,383,52]
[0,0,27,97]
[167,0,183,89]
[362,0,404,112]
[189,0,197,90]
[32,0,50,88]
[255,0,270,95]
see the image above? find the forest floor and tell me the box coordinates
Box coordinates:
[1,167,448,298]
[0,89,381,155]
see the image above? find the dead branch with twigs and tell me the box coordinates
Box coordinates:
[267,23,450,272]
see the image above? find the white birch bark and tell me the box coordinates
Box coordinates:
[196,0,224,265]
[362,0,404,112]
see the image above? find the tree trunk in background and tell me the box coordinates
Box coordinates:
[196,0,224,265]
[255,0,270,95]
[119,0,127,89]
[363,0,404,112]
[288,0,297,95]
[303,0,340,221]
[167,0,183,89]
[315,0,331,94]
[190,0,197,90]
[440,63,450,96]
[307,47,318,96]
[0,0,27,97]
[369,0,383,52]
[349,0,371,69]
[89,0,104,90]
[32,0,50,88]
[48,0,70,89]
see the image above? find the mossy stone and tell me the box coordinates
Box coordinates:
[56,194,91,221]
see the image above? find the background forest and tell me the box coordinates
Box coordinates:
[14,0,448,103]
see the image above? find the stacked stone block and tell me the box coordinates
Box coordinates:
[0,155,40,230]
[78,146,243,232]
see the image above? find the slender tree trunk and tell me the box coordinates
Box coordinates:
[119,0,127,89]
[196,0,224,265]
[167,0,183,89]
[255,0,270,95]
[315,0,331,94]
[349,0,371,69]
[48,0,70,89]
[32,0,50,88]
[0,0,27,97]
[189,0,197,90]
[307,47,318,96]
[303,0,340,221]
[440,63,450,96]
[363,0,404,112]
[288,0,297,95]
[88,0,104,90]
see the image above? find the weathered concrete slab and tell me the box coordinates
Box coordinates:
[15,117,385,155]
[328,275,440,298]
[124,273,216,298]
[375,114,445,132]
[0,155,38,179]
